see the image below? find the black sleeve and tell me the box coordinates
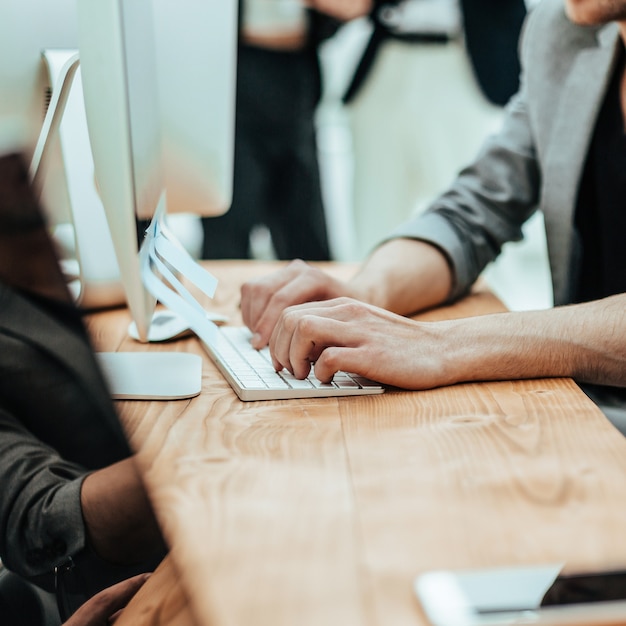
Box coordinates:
[307,9,343,46]
[461,0,527,106]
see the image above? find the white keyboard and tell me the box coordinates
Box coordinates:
[201,326,385,401]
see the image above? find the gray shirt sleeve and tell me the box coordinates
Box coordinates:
[384,12,542,302]
[0,408,88,582]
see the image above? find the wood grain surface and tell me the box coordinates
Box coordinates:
[84,262,626,626]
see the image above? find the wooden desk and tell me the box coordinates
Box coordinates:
[85,261,626,626]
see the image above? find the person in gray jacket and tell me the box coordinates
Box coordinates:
[238,0,626,431]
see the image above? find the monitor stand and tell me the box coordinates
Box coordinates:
[96,352,202,400]
[128,309,228,343]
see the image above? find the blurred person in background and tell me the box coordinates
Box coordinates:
[200,1,529,264]
[343,0,528,259]
[201,0,371,262]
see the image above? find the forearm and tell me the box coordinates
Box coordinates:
[437,295,626,388]
[80,458,164,565]
[348,238,453,315]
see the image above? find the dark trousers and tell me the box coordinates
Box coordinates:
[201,44,330,261]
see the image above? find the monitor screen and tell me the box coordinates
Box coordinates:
[152,0,237,218]
[0,0,237,343]
[76,0,237,341]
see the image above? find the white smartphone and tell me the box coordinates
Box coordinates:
[415,564,626,626]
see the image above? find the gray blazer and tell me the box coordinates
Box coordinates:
[391,0,622,307]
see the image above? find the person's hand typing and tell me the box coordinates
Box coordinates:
[240,259,351,349]
[268,297,455,390]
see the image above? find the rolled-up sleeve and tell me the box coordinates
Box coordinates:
[386,84,541,303]
[381,0,547,303]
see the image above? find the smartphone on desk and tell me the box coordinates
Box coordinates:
[415,564,626,626]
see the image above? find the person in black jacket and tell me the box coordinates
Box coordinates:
[0,153,165,624]
[344,0,527,107]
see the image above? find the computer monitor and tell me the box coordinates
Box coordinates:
[76,0,238,343]
[0,0,238,398]
[0,0,127,310]
[0,0,77,163]
[1,0,236,329]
